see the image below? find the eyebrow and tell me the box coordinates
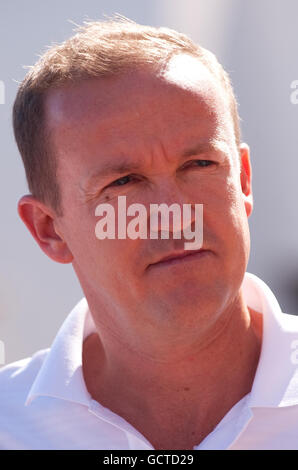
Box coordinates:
[80,140,225,197]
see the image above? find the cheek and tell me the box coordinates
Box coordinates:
[186,171,238,212]
[73,227,142,296]
[190,173,248,241]
[215,180,250,264]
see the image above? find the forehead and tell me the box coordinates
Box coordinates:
[46,54,227,120]
[44,54,234,168]
[163,53,221,96]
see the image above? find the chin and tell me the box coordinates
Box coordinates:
[150,278,225,315]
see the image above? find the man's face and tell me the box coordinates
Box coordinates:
[45,54,252,340]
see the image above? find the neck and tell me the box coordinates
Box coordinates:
[83,293,262,449]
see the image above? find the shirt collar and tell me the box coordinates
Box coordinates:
[243,273,298,408]
[25,272,298,409]
[25,297,96,407]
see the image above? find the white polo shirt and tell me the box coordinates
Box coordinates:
[1,272,298,450]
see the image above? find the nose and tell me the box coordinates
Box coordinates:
[146,177,200,239]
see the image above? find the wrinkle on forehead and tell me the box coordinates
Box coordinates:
[44,54,237,174]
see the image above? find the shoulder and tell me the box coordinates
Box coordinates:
[279,312,298,332]
[0,349,49,448]
[0,348,49,392]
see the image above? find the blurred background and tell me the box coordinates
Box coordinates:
[0,0,297,364]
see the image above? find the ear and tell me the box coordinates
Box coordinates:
[239,143,253,218]
[17,195,73,264]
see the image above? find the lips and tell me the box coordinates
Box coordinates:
[148,248,207,268]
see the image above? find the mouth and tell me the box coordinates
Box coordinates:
[147,248,209,269]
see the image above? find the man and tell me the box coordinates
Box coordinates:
[1,17,298,450]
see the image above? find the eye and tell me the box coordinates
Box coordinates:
[191,159,214,167]
[182,159,215,169]
[108,174,137,187]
